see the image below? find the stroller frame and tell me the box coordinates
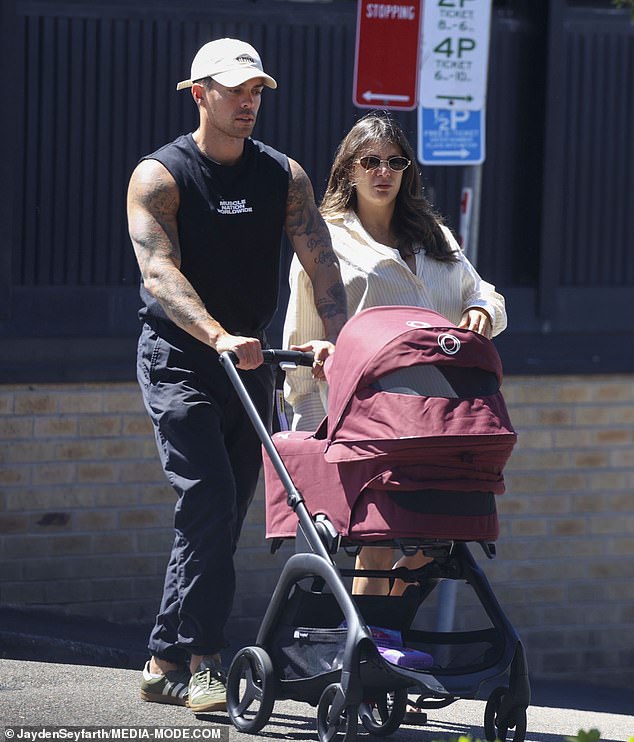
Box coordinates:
[220,349,530,742]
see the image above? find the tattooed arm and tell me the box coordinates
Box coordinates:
[127,159,263,368]
[285,159,347,350]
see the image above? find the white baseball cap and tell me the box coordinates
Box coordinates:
[176,38,277,91]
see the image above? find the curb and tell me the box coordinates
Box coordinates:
[0,630,148,669]
[0,606,149,669]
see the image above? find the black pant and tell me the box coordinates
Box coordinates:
[137,323,273,662]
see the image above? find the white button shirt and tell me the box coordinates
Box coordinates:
[282,210,507,431]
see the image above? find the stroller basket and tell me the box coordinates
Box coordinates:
[274,625,347,682]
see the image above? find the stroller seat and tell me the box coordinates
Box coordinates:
[264,429,500,543]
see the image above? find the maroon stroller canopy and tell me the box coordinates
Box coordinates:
[265,307,515,542]
[323,306,514,470]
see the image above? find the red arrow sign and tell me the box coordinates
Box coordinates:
[353,0,422,111]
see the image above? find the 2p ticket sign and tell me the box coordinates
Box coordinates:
[353,1,422,110]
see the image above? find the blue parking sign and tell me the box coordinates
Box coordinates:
[418,107,485,165]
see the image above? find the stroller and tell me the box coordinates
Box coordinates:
[219,305,530,742]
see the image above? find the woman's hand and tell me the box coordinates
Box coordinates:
[459,308,493,339]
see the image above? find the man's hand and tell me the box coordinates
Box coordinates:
[458,308,493,339]
[290,340,335,380]
[215,334,264,370]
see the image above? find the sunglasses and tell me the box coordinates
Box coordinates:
[356,155,411,172]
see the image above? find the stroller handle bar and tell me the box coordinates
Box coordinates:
[223,348,315,368]
[263,349,314,367]
[219,349,333,564]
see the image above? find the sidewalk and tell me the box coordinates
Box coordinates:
[1,605,632,739]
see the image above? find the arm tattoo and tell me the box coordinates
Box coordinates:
[129,164,221,341]
[285,161,348,338]
[316,282,347,321]
[130,170,181,269]
[286,168,331,255]
[314,250,339,267]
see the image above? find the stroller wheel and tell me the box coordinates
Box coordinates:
[317,682,358,742]
[484,686,528,742]
[226,646,276,734]
[359,688,407,736]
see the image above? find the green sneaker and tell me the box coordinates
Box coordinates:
[140,661,190,706]
[187,661,227,713]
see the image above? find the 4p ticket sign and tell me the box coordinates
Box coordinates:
[353,0,422,110]
[419,0,492,110]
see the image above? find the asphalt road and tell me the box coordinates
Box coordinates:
[0,607,632,741]
[1,658,633,742]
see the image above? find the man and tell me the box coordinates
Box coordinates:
[127,38,346,714]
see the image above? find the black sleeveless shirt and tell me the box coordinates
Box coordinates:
[138,134,289,346]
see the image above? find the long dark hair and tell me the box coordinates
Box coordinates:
[320,111,457,262]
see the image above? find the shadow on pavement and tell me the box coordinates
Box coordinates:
[1,605,632,719]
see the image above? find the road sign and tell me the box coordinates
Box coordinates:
[353,0,422,110]
[419,0,492,110]
[418,107,485,165]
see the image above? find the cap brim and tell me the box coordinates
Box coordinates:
[211,68,277,89]
[176,69,277,92]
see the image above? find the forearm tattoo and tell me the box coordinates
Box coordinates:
[161,279,212,329]
[316,281,347,321]
[285,164,347,335]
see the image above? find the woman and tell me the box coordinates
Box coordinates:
[283,111,507,594]
[284,110,506,430]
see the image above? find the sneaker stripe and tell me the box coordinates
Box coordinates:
[190,684,218,699]
[186,666,226,712]
[164,680,188,698]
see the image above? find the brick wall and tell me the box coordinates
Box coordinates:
[487,375,634,689]
[1,375,633,688]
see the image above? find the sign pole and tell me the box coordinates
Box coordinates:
[434,163,482,637]
[460,164,482,265]
[418,0,493,636]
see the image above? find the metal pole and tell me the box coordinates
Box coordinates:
[460,164,483,266]
[434,164,483,635]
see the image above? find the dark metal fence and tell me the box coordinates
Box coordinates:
[1,0,633,380]
[538,0,634,332]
